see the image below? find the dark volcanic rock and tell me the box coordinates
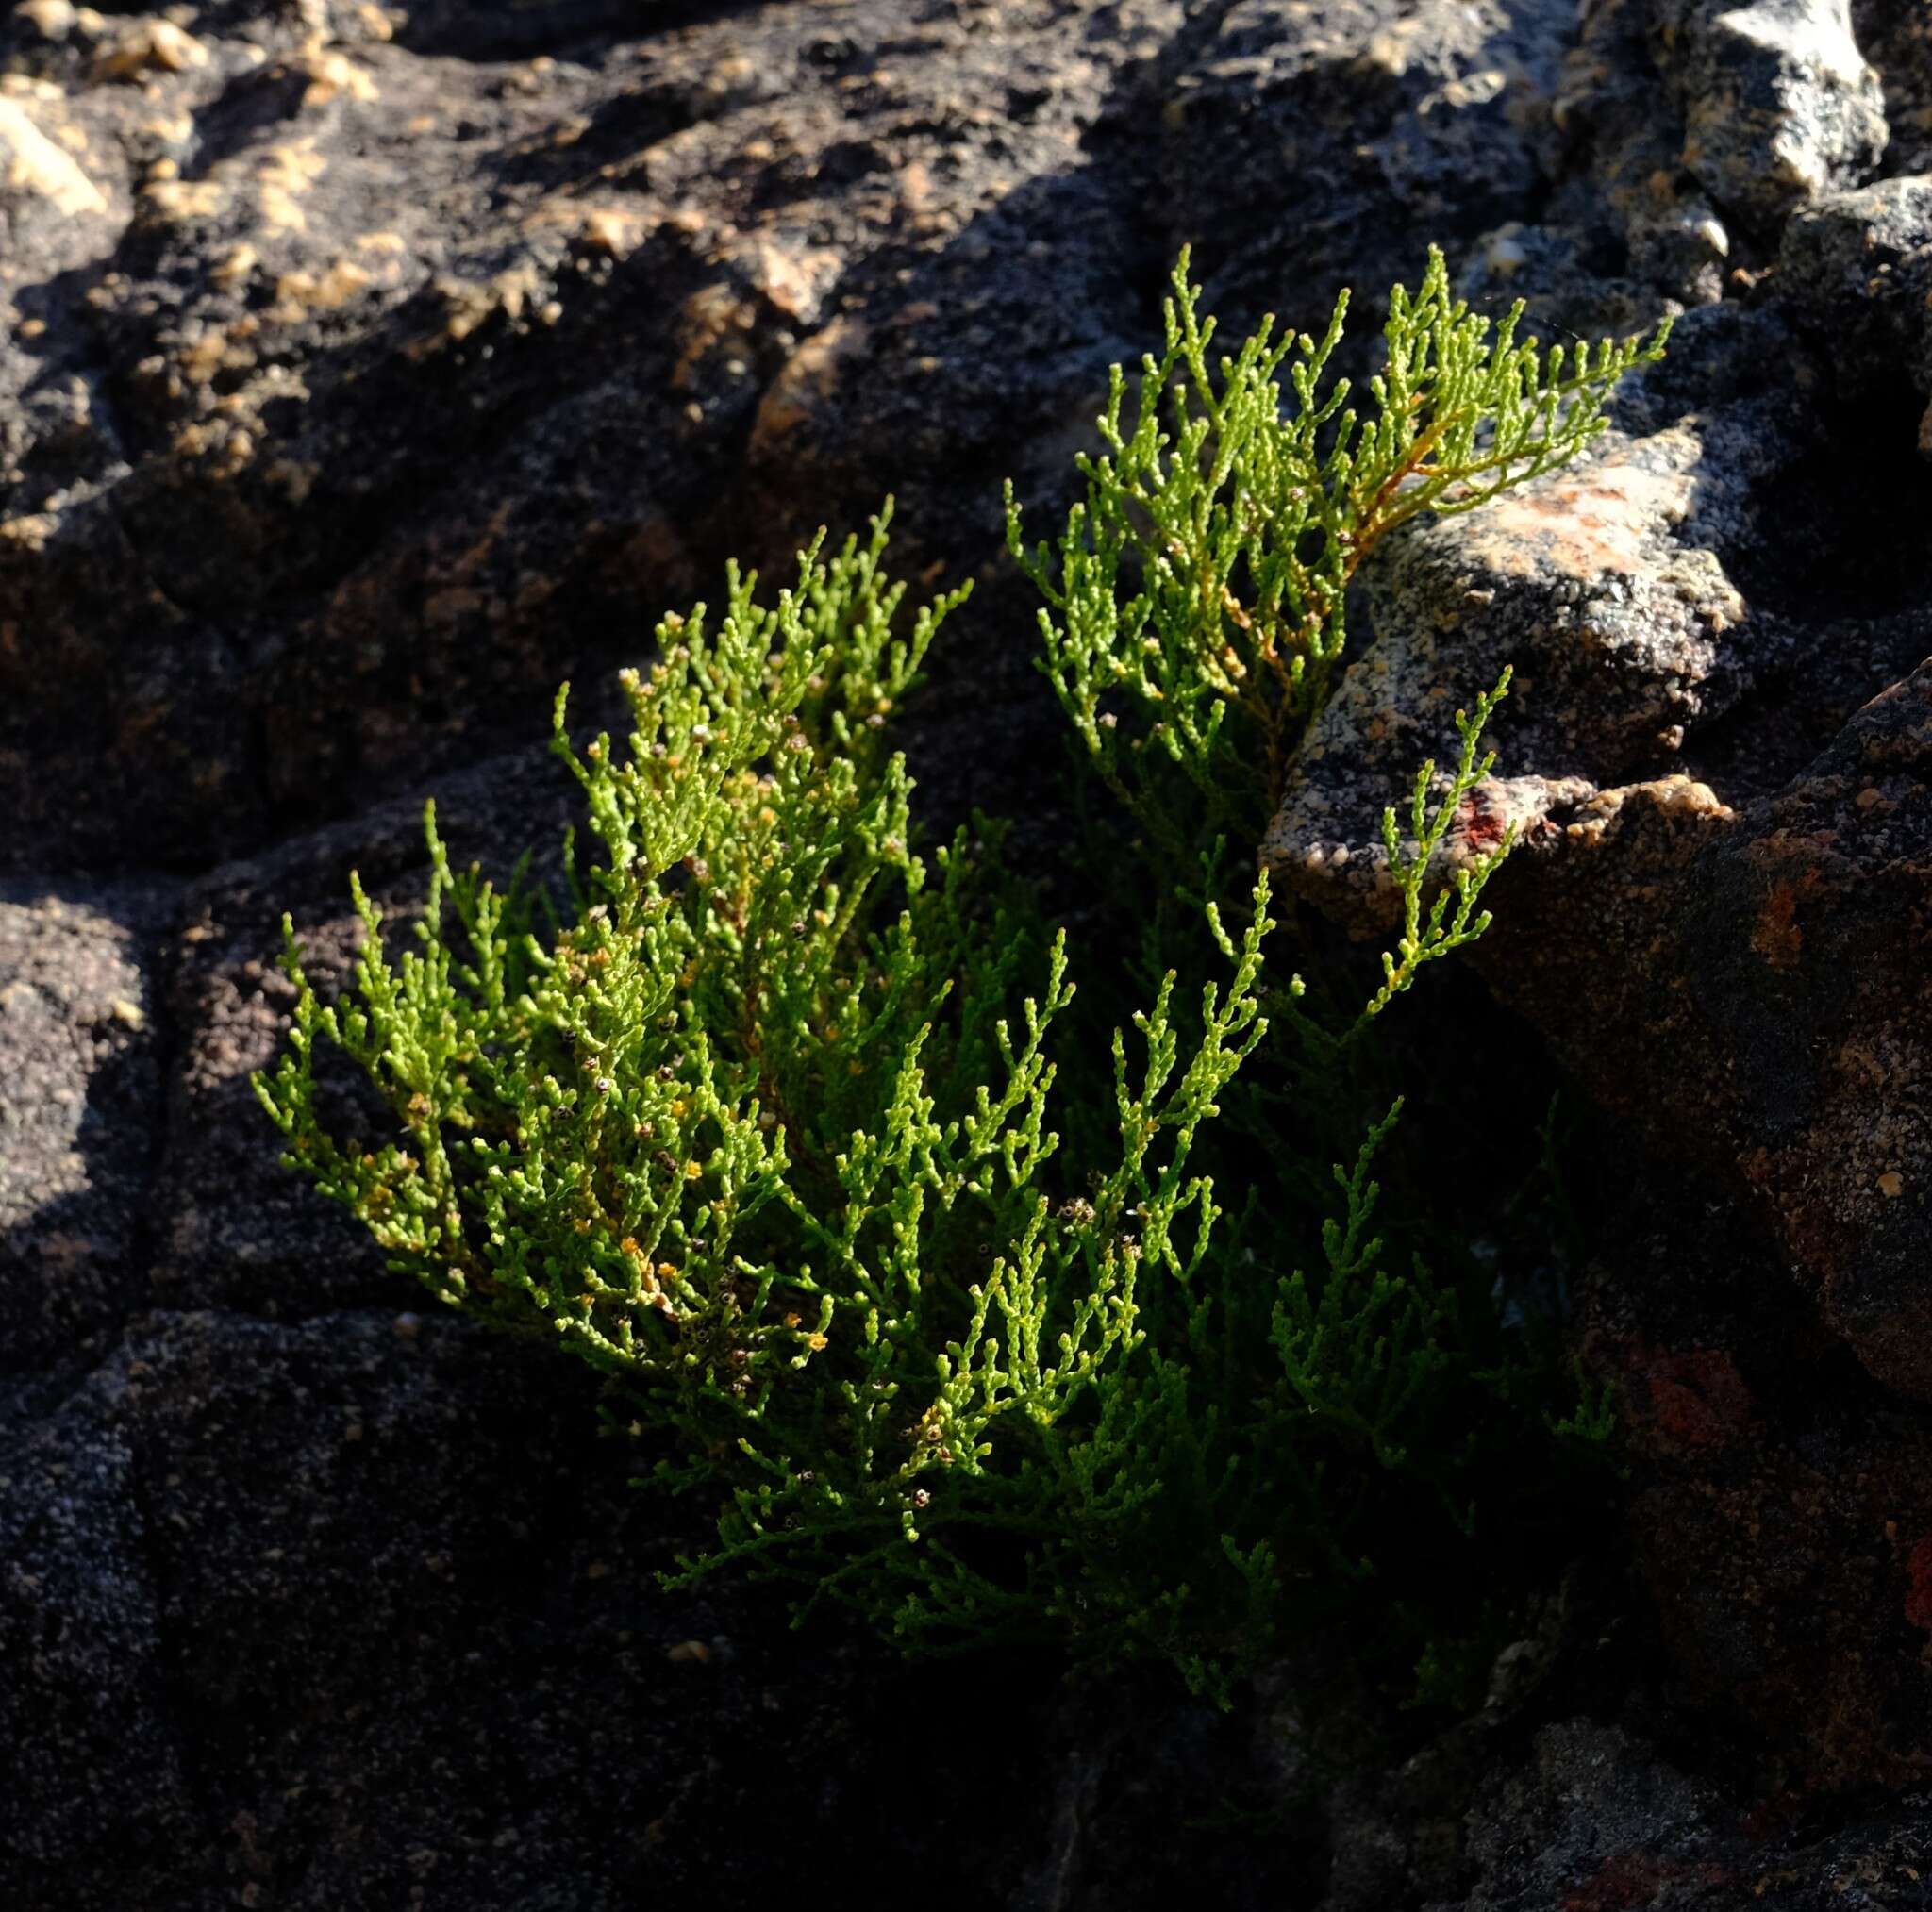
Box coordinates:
[1857,0,1932,174]
[1776,174,1932,446]
[0,0,1643,874]
[2,1305,1008,1912]
[1580,1161,1932,1791]
[154,731,583,1320]
[1551,0,1888,304]
[1271,621,1932,1438]
[1150,0,1577,324]
[0,878,173,1374]
[1441,1717,1932,1907]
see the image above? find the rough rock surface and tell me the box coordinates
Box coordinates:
[1576,1157,1932,1789]
[1262,0,1932,1804]
[0,0,1588,874]
[1777,171,1932,444]
[7,0,1932,1906]
[1551,0,1891,303]
[1264,343,1932,1413]
[0,879,171,1374]
[1858,0,1932,173]
[1441,1719,1932,1908]
[1663,0,1887,231]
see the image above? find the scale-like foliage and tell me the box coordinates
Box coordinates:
[258,254,1656,1698]
[1008,248,1669,861]
[256,513,1293,1671]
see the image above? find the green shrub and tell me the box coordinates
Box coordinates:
[256,252,1664,1699]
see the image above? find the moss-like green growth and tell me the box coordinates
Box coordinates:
[257,254,1662,1699]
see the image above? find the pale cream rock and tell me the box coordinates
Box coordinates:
[0,96,107,217]
[13,0,77,40]
[95,16,208,80]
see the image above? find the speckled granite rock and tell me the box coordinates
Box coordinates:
[1777,173,1932,454]
[1262,0,1932,1800]
[1552,0,1890,304]
[1260,292,1818,899]
[1859,0,1932,170]
[1439,1718,1932,1907]
[1264,272,1932,1437]
[1662,0,1887,230]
